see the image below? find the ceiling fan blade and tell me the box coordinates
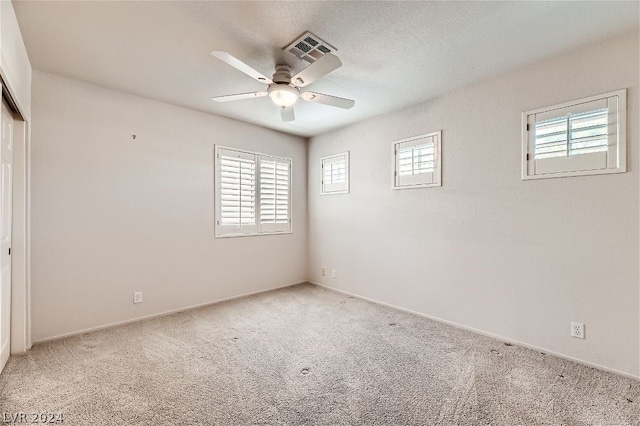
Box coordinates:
[301,91,355,109]
[211,51,273,84]
[291,53,342,87]
[280,106,295,122]
[211,91,267,102]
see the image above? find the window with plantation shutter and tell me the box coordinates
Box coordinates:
[523,89,626,180]
[321,152,349,194]
[393,131,441,189]
[259,156,291,233]
[217,149,256,236]
[215,146,291,237]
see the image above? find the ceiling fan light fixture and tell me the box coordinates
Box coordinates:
[268,84,299,108]
[210,50,355,121]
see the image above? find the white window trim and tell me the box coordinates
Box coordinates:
[392,131,442,190]
[321,151,350,195]
[521,89,627,181]
[214,145,292,238]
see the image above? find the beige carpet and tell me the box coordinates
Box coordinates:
[1,283,638,425]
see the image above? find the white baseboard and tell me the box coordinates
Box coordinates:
[311,281,640,381]
[32,282,304,345]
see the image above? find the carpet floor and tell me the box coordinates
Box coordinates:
[1,283,639,425]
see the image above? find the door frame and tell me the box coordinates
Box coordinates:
[1,76,31,355]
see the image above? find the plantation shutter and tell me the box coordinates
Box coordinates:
[528,94,621,176]
[217,148,256,236]
[396,136,436,187]
[322,152,349,194]
[259,155,291,233]
[215,146,293,237]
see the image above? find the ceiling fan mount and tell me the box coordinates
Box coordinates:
[272,64,292,84]
[210,50,355,122]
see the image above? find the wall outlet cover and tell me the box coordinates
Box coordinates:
[571,322,584,339]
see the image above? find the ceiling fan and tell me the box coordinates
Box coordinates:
[210,50,355,122]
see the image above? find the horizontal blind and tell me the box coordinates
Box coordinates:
[535,108,608,160]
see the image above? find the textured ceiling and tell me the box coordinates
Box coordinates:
[13,1,640,137]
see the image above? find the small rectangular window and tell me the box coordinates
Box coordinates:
[393,131,441,189]
[321,151,349,194]
[215,146,291,237]
[522,89,626,180]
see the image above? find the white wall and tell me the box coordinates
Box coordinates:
[31,71,307,341]
[308,32,640,377]
[1,0,32,120]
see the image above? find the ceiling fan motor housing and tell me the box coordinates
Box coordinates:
[272,64,293,84]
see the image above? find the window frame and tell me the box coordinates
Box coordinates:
[521,89,627,181]
[321,151,350,195]
[392,131,442,190]
[214,145,292,238]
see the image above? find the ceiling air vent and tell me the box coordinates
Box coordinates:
[284,31,337,63]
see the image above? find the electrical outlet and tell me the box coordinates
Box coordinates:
[331,269,336,279]
[133,291,143,304]
[321,267,326,276]
[571,322,584,339]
